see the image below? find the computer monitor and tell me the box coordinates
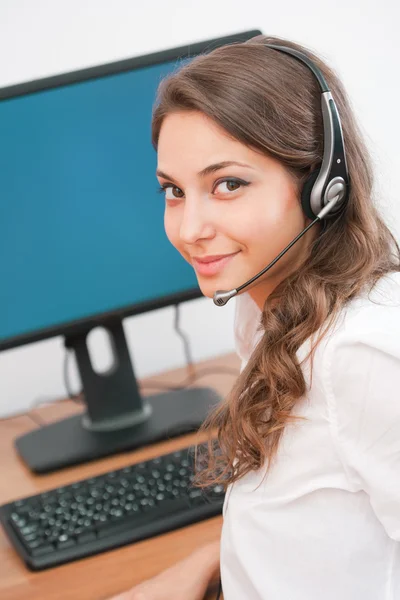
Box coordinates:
[0,30,261,473]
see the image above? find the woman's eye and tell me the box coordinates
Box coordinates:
[157,184,184,200]
[214,179,244,194]
[166,185,184,200]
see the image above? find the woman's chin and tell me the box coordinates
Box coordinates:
[195,280,211,298]
[200,287,215,299]
[197,278,234,300]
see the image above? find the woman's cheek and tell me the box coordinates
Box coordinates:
[164,210,181,252]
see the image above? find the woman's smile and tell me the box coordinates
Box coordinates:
[191,251,241,276]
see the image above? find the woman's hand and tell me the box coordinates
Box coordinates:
[107,540,220,600]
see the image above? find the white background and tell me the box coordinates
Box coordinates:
[0,0,398,417]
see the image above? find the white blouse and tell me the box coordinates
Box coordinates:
[220,272,400,600]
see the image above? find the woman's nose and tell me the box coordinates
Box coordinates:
[179,201,215,245]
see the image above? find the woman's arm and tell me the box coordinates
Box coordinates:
[108,540,221,600]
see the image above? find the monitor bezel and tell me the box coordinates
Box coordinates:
[0,29,261,351]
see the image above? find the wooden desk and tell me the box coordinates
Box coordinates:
[0,352,240,600]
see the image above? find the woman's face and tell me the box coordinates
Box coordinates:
[156,110,317,310]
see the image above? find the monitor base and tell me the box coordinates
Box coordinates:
[15,386,221,474]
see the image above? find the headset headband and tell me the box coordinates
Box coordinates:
[265,44,350,219]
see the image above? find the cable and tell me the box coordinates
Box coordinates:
[173,303,194,367]
[26,412,46,428]
[140,303,239,391]
[0,351,83,428]
[1,310,238,434]
[62,306,239,396]
[63,347,83,403]
[0,409,46,428]
[140,365,239,392]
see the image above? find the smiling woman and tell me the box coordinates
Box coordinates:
[109,33,400,600]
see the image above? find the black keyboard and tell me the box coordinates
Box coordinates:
[0,443,225,570]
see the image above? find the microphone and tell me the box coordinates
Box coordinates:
[213,195,340,307]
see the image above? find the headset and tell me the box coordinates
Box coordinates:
[214,43,350,600]
[213,44,350,308]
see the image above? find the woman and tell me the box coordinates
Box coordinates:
[110,34,400,599]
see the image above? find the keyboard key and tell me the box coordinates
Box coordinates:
[57,537,76,550]
[30,544,55,557]
[77,531,97,544]
[26,539,45,550]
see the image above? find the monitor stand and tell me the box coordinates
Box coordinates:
[15,319,222,474]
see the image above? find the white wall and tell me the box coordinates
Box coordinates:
[0,0,399,417]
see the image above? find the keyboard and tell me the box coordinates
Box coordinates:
[0,443,225,571]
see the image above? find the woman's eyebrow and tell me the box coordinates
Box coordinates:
[156,160,255,181]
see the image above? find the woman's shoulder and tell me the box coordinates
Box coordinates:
[333,271,400,343]
[234,272,400,370]
[300,272,400,382]
[311,271,400,389]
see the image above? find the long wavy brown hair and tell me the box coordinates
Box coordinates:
[151,34,400,488]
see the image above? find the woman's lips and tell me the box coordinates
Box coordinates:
[192,252,240,276]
